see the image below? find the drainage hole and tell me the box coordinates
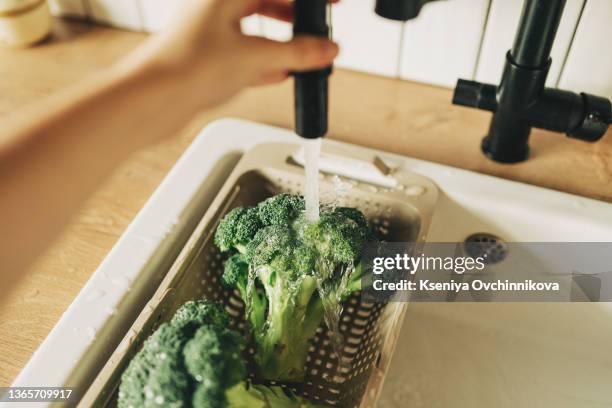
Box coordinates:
[464,233,507,264]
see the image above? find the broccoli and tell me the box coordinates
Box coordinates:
[118,300,324,408]
[214,194,370,382]
[221,253,267,331]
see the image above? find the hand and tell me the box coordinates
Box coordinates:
[0,0,341,283]
[123,0,340,109]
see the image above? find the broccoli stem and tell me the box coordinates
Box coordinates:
[255,269,323,381]
[237,278,267,333]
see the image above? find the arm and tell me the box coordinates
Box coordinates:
[0,0,338,291]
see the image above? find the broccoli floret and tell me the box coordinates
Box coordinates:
[214,207,262,253]
[303,207,369,265]
[118,300,226,408]
[119,300,325,408]
[183,325,246,386]
[214,194,371,382]
[118,322,190,408]
[171,299,230,335]
[257,193,305,226]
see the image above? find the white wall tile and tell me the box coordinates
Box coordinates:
[241,15,262,36]
[88,0,143,31]
[558,0,612,98]
[399,0,490,87]
[139,0,180,33]
[332,0,403,77]
[261,16,292,42]
[475,0,584,87]
[48,0,86,17]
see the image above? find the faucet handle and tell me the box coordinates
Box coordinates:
[452,79,498,112]
[375,0,439,21]
[568,94,611,142]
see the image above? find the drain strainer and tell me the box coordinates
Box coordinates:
[464,233,507,264]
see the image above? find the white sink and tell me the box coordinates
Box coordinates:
[10,119,612,408]
[380,177,612,407]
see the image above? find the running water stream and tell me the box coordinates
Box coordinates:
[302,138,352,369]
[315,263,354,369]
[303,139,321,222]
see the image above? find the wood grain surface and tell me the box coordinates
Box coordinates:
[0,19,610,386]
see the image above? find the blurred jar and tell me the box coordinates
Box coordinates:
[0,0,51,47]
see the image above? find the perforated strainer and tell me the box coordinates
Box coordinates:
[79,142,438,407]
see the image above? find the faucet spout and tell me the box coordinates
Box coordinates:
[293,0,331,139]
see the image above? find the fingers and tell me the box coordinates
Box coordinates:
[217,0,256,20]
[244,36,339,72]
[250,70,290,86]
[257,0,293,22]
[244,0,341,23]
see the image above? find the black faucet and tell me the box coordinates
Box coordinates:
[293,0,611,160]
[292,0,434,139]
[293,0,331,139]
[453,0,611,163]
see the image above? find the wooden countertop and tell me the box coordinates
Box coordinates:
[0,19,610,386]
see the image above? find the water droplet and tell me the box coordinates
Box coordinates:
[404,185,426,197]
[85,327,96,342]
[104,306,117,316]
[86,289,106,302]
[135,235,155,245]
[110,275,131,289]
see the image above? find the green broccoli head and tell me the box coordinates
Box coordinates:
[304,207,369,265]
[171,299,229,334]
[183,325,246,387]
[257,193,305,226]
[245,225,317,279]
[214,194,372,382]
[245,225,296,269]
[119,299,326,408]
[221,253,249,291]
[119,301,230,408]
[215,194,305,254]
[214,207,263,252]
[118,322,190,408]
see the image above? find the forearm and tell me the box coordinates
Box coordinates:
[0,0,338,294]
[0,60,194,285]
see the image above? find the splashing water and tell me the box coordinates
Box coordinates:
[303,138,321,222]
[315,261,356,371]
[302,140,357,370]
[245,264,257,322]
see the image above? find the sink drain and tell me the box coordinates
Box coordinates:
[464,233,507,264]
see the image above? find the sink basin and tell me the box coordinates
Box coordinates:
[10,119,612,408]
[380,175,612,407]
